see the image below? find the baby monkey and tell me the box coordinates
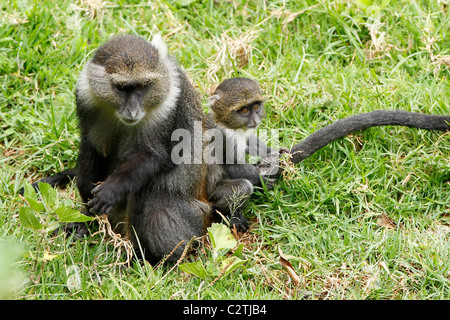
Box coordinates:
[205,77,286,232]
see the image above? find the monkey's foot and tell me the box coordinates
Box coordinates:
[58,222,90,239]
[230,214,250,233]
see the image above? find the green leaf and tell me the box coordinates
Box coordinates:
[45,221,61,233]
[22,183,37,200]
[379,0,390,9]
[354,0,371,9]
[22,183,44,212]
[55,206,95,222]
[39,182,58,212]
[179,261,208,278]
[178,0,196,6]
[232,243,245,259]
[207,223,237,259]
[24,197,45,212]
[221,257,245,275]
[19,207,43,230]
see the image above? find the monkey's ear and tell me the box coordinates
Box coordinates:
[208,93,221,107]
[151,33,168,59]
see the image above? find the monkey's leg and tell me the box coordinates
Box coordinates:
[128,191,211,264]
[61,139,107,238]
[210,178,253,232]
[39,168,78,188]
[19,168,78,196]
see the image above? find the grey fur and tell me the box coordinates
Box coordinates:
[75,34,212,263]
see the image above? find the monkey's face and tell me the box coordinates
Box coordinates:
[209,77,266,131]
[217,101,266,131]
[85,35,172,126]
[110,72,169,125]
[87,64,169,125]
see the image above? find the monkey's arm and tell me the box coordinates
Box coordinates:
[88,152,174,214]
[289,110,450,164]
[246,135,275,158]
[77,137,108,205]
[224,163,274,188]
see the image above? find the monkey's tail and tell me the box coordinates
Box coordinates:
[19,168,79,195]
[289,110,450,164]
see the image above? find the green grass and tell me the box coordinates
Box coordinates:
[1,0,449,300]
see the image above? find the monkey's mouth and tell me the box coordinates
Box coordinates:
[115,110,145,125]
[124,119,141,125]
[118,116,142,125]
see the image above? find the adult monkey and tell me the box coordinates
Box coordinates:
[70,34,213,263]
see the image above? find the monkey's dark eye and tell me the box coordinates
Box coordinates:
[116,83,147,92]
[240,107,249,114]
[253,104,259,110]
[115,84,127,92]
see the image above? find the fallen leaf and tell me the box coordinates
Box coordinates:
[43,251,59,261]
[376,213,396,229]
[278,247,303,285]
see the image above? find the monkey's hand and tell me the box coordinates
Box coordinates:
[258,147,289,178]
[88,182,122,215]
[263,177,277,190]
